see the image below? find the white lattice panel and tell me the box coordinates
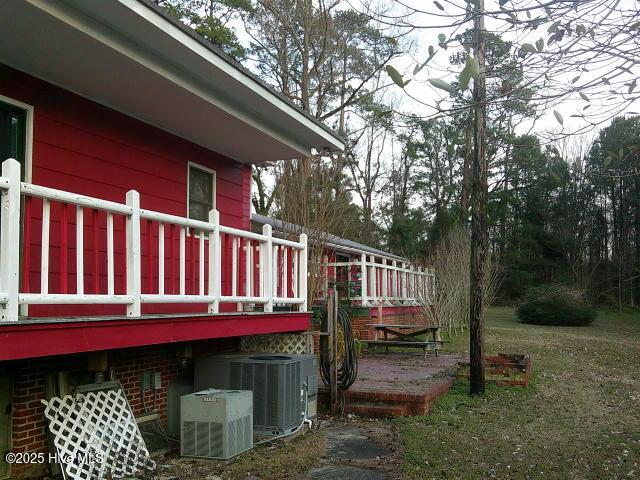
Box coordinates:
[241,333,313,354]
[41,389,155,480]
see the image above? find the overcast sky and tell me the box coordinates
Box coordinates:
[376,0,640,137]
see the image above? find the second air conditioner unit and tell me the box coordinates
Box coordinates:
[180,389,253,460]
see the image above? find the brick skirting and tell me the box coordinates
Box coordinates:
[4,338,237,479]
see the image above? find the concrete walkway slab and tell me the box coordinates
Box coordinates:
[306,422,400,480]
[308,465,389,480]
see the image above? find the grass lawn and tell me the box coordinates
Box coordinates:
[397,307,640,480]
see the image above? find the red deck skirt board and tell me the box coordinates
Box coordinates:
[0,312,310,361]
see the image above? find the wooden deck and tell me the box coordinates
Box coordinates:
[0,311,310,361]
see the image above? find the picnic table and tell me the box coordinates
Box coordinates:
[364,324,442,358]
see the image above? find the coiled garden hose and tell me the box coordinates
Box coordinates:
[319,306,358,390]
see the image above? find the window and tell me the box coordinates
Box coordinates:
[188,163,216,222]
[0,100,27,173]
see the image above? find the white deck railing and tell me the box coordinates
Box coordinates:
[0,159,308,321]
[320,254,435,307]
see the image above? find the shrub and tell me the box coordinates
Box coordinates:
[517,285,597,327]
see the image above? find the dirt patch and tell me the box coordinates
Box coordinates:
[139,427,325,480]
[136,417,401,480]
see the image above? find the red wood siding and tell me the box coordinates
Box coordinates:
[0,64,252,317]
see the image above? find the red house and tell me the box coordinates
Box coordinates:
[0,1,343,478]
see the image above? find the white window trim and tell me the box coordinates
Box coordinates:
[187,161,217,221]
[0,93,34,182]
[0,94,34,317]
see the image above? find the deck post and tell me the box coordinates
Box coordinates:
[381,258,388,304]
[360,253,367,306]
[401,262,407,303]
[209,209,220,313]
[262,223,273,312]
[391,260,398,303]
[125,190,141,317]
[369,255,377,305]
[0,159,21,321]
[408,265,415,304]
[299,233,308,311]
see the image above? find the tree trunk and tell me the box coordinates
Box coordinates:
[499,122,512,257]
[460,110,474,224]
[634,176,640,306]
[469,0,487,396]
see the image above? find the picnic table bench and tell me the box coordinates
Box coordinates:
[363,324,442,358]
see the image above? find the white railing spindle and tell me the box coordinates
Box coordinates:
[283,247,288,300]
[158,223,164,295]
[179,226,186,296]
[76,206,84,295]
[199,231,205,296]
[292,247,298,299]
[232,237,239,311]
[106,212,114,296]
[244,239,251,301]
[272,244,278,302]
[40,198,50,295]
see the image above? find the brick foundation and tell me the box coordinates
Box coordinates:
[5,338,237,479]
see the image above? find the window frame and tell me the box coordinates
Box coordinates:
[0,94,33,182]
[187,161,217,222]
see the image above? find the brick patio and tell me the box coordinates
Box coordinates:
[321,352,466,417]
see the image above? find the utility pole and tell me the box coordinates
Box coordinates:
[470,0,487,395]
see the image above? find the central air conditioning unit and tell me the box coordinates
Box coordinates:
[194,353,317,436]
[180,389,253,460]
